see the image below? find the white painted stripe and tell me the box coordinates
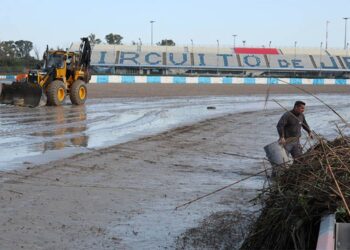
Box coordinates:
[211,77,222,84]
[255,78,268,84]
[186,77,198,84]
[234,78,244,84]
[108,75,121,83]
[135,76,147,83]
[90,75,98,83]
[277,78,289,84]
[161,76,173,84]
[324,79,334,84]
[302,78,313,85]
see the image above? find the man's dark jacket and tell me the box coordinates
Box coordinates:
[277,110,311,139]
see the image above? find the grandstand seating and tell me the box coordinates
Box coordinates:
[71,43,350,78]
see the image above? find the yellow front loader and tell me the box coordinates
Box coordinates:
[0,37,91,107]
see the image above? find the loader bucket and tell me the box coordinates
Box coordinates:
[0,82,47,107]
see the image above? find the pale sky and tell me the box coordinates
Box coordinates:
[1,0,350,54]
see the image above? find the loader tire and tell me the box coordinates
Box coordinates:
[46,80,66,106]
[70,80,87,105]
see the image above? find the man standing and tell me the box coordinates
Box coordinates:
[277,101,313,159]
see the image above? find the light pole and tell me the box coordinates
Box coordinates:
[344,17,350,49]
[232,34,237,48]
[138,38,142,74]
[294,41,297,77]
[137,38,142,52]
[320,42,323,68]
[150,20,155,46]
[190,39,194,75]
[326,20,330,50]
[216,39,219,74]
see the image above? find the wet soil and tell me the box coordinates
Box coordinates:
[1,84,350,249]
[0,110,275,249]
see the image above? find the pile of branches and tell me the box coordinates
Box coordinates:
[241,136,350,250]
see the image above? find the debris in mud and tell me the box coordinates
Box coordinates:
[206,106,216,110]
[241,136,350,250]
[176,211,254,250]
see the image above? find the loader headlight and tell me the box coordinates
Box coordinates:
[28,71,39,84]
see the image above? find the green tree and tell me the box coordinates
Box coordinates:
[15,40,33,58]
[88,33,102,45]
[157,39,176,46]
[0,41,17,58]
[0,40,33,58]
[105,33,123,45]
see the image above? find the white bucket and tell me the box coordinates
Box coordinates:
[264,141,293,166]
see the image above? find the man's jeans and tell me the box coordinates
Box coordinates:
[284,140,302,159]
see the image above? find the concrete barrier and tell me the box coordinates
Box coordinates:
[89,75,350,85]
[1,75,350,85]
[316,214,335,250]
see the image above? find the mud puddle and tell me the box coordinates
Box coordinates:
[0,94,349,170]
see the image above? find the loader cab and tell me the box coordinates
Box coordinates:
[42,51,69,83]
[45,52,66,69]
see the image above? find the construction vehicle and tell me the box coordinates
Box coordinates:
[0,37,91,107]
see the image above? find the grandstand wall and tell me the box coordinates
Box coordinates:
[70,43,350,79]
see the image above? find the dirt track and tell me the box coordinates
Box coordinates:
[87,83,350,98]
[0,109,276,249]
[1,84,349,249]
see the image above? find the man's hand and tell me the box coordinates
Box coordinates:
[278,137,286,145]
[309,132,314,140]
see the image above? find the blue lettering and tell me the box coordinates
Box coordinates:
[243,55,261,67]
[119,52,139,65]
[278,59,290,68]
[145,52,161,65]
[292,59,304,68]
[198,53,206,66]
[217,54,232,67]
[343,57,350,69]
[320,57,339,69]
[169,53,188,65]
[98,51,107,64]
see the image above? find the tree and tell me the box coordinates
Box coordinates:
[0,40,40,73]
[105,33,123,45]
[0,41,17,58]
[88,33,102,45]
[157,39,176,46]
[0,40,33,58]
[15,40,33,58]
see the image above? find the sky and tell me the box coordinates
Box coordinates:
[1,0,350,54]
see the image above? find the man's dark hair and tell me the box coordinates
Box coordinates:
[294,101,306,107]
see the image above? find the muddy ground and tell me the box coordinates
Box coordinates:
[0,110,278,249]
[1,84,349,249]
